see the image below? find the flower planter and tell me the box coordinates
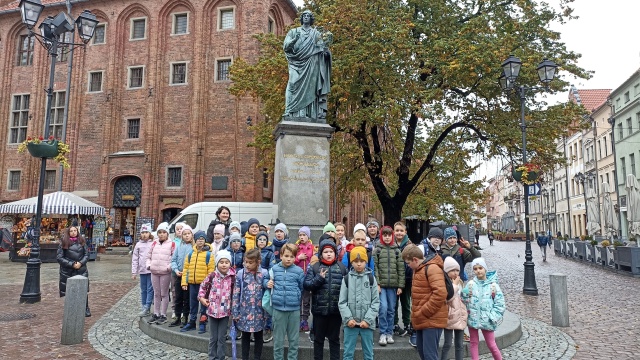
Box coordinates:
[512,169,539,183]
[586,243,596,263]
[615,246,640,275]
[567,241,575,258]
[26,140,59,158]
[560,241,567,256]
[596,245,604,265]
[605,246,615,268]
[575,242,587,260]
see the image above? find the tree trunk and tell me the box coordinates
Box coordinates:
[382,199,404,227]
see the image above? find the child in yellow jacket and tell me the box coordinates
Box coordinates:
[181,230,214,333]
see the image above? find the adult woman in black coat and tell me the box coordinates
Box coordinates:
[57,225,91,317]
[206,206,232,243]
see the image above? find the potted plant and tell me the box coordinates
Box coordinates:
[18,136,70,168]
[575,240,587,260]
[512,163,540,184]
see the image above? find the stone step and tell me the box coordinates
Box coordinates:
[139,311,521,359]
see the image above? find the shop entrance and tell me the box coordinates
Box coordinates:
[112,176,142,246]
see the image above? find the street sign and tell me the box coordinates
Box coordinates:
[528,183,541,196]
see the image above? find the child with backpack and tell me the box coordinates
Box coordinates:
[338,246,379,360]
[233,248,268,360]
[342,224,375,274]
[181,230,214,333]
[295,226,314,332]
[198,250,235,360]
[257,231,276,342]
[266,243,305,360]
[131,223,154,318]
[401,243,448,360]
[373,226,405,346]
[169,224,194,327]
[146,222,176,325]
[303,240,346,360]
[440,257,467,360]
[461,258,505,360]
[227,232,245,271]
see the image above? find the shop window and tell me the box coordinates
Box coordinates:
[9,94,30,144]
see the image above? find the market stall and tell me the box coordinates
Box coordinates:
[0,191,106,263]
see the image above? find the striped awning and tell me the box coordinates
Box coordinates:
[0,191,104,216]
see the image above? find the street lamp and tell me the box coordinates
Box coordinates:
[17,0,98,304]
[499,55,557,296]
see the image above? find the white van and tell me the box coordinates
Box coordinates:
[167,202,277,236]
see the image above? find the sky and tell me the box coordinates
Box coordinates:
[291,0,640,183]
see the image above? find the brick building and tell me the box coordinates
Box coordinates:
[0,0,297,236]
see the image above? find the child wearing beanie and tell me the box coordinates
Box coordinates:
[441,257,467,360]
[169,224,195,327]
[243,218,261,251]
[198,249,235,360]
[181,230,213,334]
[210,224,226,256]
[227,232,245,271]
[272,223,289,263]
[461,258,505,360]
[295,226,314,331]
[339,245,379,360]
[342,224,375,275]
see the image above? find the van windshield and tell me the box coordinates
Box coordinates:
[170,213,198,233]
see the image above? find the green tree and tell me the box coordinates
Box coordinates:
[231,0,588,226]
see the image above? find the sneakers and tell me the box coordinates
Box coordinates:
[172,313,177,320]
[409,332,417,347]
[138,308,151,318]
[386,334,395,344]
[300,320,309,332]
[155,315,168,325]
[147,314,159,324]
[168,318,181,327]
[181,316,188,326]
[180,321,196,332]
[378,334,387,346]
[394,325,408,337]
[464,333,470,342]
[263,330,273,343]
[198,323,207,334]
[309,331,315,343]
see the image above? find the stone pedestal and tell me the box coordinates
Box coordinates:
[273,120,334,241]
[61,275,88,345]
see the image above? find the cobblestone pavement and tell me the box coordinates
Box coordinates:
[477,237,640,360]
[0,252,134,359]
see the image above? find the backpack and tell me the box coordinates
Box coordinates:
[343,270,374,288]
[187,250,212,266]
[425,264,455,301]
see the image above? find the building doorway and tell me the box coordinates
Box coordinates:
[163,208,181,223]
[112,176,142,246]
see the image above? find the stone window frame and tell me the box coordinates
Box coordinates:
[127,65,145,89]
[166,166,183,188]
[171,12,190,35]
[169,61,189,86]
[9,93,30,144]
[126,117,141,139]
[267,16,275,34]
[88,70,104,93]
[130,17,148,41]
[92,23,107,45]
[17,34,35,66]
[7,170,21,191]
[215,57,232,82]
[218,7,236,31]
[44,169,56,190]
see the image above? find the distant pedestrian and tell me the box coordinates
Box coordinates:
[488,231,495,246]
[474,229,480,247]
[132,223,154,318]
[57,225,91,317]
[536,233,550,262]
[461,258,505,360]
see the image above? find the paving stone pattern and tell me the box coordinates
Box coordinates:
[477,238,640,360]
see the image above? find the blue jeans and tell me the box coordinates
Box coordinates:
[379,287,397,335]
[416,328,443,360]
[188,284,206,322]
[343,326,373,360]
[139,273,154,309]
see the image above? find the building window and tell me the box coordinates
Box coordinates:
[127,118,140,139]
[8,171,21,191]
[637,112,640,132]
[173,13,188,34]
[631,154,637,177]
[167,167,182,187]
[621,157,626,180]
[57,32,72,62]
[219,8,234,30]
[616,98,620,109]
[88,71,103,92]
[618,123,624,139]
[49,91,65,139]
[45,170,56,190]
[627,118,633,136]
[216,59,231,81]
[170,62,187,85]
[128,66,144,89]
[9,94,30,144]
[130,18,146,40]
[93,24,106,44]
[624,91,630,103]
[606,172,610,186]
[603,136,607,156]
[17,35,35,66]
[268,17,275,33]
[263,168,269,188]
[635,84,640,97]
[597,140,601,159]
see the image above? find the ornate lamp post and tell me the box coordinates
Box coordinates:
[499,55,557,296]
[17,0,98,304]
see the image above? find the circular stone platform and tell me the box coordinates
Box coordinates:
[139,310,521,359]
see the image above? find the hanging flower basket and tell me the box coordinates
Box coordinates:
[512,164,540,185]
[18,136,71,168]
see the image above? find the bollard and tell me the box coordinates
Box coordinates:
[61,275,89,345]
[549,273,569,327]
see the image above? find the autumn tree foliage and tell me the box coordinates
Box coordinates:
[230,0,588,226]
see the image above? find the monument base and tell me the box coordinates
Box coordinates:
[273,120,334,243]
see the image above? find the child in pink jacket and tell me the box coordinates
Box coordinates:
[131,223,154,317]
[295,226,314,331]
[199,250,235,360]
[146,222,175,325]
[441,257,468,360]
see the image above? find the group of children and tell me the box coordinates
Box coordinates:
[131,217,506,360]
